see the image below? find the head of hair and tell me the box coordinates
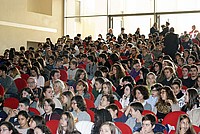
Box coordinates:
[53,79,65,92]
[132,85,150,100]
[102,94,114,104]
[190,64,198,71]
[110,53,120,63]
[176,114,196,134]
[29,115,45,126]
[99,53,107,60]
[122,76,136,85]
[31,66,40,77]
[171,78,182,88]
[99,66,109,73]
[94,70,103,77]
[159,86,177,103]
[163,66,175,76]
[95,77,105,85]
[62,91,74,111]
[74,68,88,81]
[151,83,163,91]
[77,79,88,93]
[100,121,122,134]
[130,102,144,114]
[87,55,94,62]
[44,98,55,111]
[102,81,113,94]
[146,72,157,85]
[17,110,30,119]
[20,88,35,100]
[50,69,60,79]
[9,66,20,78]
[92,109,112,134]
[71,95,87,111]
[0,65,8,73]
[19,97,30,106]
[0,121,19,134]
[142,114,156,126]
[34,124,51,134]
[70,60,78,67]
[182,65,190,71]
[58,111,75,134]
[183,88,198,111]
[111,64,125,79]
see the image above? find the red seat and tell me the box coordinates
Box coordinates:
[88,92,95,102]
[181,85,187,92]
[4,97,19,109]
[29,107,40,115]
[88,84,93,93]
[112,85,116,92]
[87,109,95,122]
[77,64,86,69]
[21,73,30,81]
[193,125,200,133]
[142,110,158,123]
[0,85,5,96]
[162,111,186,127]
[114,100,122,110]
[46,120,59,134]
[85,98,95,109]
[117,110,124,118]
[114,122,132,134]
[14,78,28,93]
[59,69,68,82]
[121,56,128,60]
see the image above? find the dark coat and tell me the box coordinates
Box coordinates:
[163,32,179,59]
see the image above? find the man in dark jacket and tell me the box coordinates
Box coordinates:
[163,27,179,60]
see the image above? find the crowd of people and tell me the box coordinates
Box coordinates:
[0,22,200,134]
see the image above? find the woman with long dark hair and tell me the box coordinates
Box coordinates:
[181,88,199,113]
[71,95,91,122]
[91,109,112,134]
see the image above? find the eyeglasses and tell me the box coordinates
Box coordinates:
[0,128,9,132]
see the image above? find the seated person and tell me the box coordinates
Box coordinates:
[97,94,114,110]
[125,102,144,133]
[171,79,185,108]
[133,114,156,134]
[6,97,34,125]
[106,104,129,123]
[42,98,60,122]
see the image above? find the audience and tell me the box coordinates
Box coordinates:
[0,25,200,133]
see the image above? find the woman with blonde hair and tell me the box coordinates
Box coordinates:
[146,72,157,90]
[100,121,122,134]
[175,114,196,134]
[53,79,65,99]
[57,111,76,134]
[61,91,74,111]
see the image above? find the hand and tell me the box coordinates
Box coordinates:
[8,109,18,117]
[166,99,173,105]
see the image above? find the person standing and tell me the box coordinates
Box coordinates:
[163,27,179,60]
